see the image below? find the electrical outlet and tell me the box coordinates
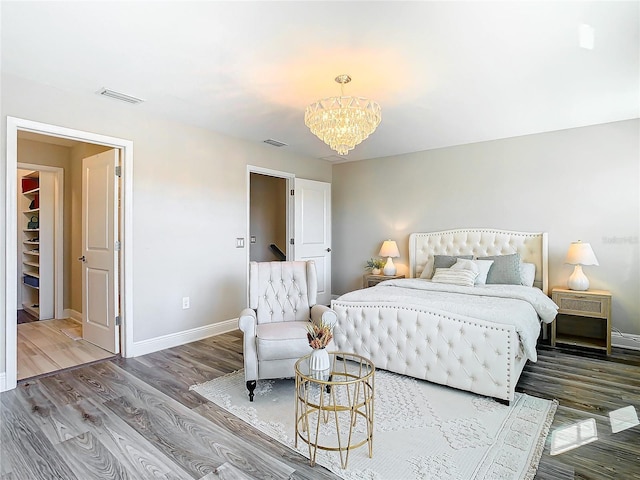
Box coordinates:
[182,297,190,309]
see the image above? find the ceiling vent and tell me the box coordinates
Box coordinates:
[97,88,144,104]
[263,139,288,147]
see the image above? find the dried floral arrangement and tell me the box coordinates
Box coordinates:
[306,320,333,349]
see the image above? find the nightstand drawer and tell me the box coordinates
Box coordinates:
[553,292,610,318]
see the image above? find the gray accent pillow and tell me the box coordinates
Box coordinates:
[477,253,522,285]
[433,255,473,271]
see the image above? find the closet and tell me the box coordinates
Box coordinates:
[18,168,54,320]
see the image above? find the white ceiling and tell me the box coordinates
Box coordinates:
[2,1,638,162]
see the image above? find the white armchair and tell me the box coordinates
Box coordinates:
[238,260,336,401]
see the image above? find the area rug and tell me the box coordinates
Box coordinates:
[191,369,557,480]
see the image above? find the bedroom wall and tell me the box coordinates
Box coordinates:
[0,72,332,376]
[332,119,640,339]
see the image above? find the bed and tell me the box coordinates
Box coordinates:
[331,228,558,402]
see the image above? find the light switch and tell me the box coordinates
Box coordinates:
[250,236,256,244]
[236,238,245,248]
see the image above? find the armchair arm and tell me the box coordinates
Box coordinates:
[311,304,337,329]
[238,308,258,382]
[238,308,257,336]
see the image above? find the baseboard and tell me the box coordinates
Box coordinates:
[63,309,82,323]
[0,372,6,392]
[128,318,238,357]
[612,331,640,351]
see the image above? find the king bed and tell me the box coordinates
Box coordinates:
[331,228,558,402]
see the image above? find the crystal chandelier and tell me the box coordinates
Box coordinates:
[305,75,382,156]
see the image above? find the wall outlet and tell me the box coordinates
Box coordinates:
[182,297,190,309]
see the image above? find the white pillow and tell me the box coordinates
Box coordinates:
[520,262,536,287]
[450,258,479,274]
[473,260,495,285]
[432,267,477,287]
[452,258,494,285]
[419,258,435,279]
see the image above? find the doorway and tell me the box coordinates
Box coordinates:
[3,117,134,392]
[249,172,288,262]
[246,166,332,306]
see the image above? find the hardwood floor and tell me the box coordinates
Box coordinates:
[17,318,116,381]
[1,331,638,479]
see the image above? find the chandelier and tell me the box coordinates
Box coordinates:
[304,75,382,156]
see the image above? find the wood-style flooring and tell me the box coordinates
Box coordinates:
[1,331,639,479]
[17,318,116,381]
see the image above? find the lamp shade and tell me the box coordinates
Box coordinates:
[565,241,599,266]
[379,240,400,258]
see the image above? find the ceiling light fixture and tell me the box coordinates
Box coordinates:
[304,74,381,156]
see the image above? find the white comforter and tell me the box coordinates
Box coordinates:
[335,278,559,362]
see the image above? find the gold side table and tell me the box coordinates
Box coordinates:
[294,352,375,469]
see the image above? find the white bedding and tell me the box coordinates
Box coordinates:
[336,278,558,362]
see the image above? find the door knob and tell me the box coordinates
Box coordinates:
[78,255,86,262]
[326,248,332,252]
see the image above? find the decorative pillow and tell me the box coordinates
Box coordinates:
[419,259,435,279]
[452,258,495,285]
[432,267,477,287]
[433,254,473,271]
[520,262,536,287]
[477,253,522,285]
[419,254,473,280]
[450,258,479,274]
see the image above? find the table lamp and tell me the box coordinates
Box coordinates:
[379,240,400,276]
[564,240,599,291]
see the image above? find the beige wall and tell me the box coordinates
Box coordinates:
[1,72,332,374]
[332,119,640,336]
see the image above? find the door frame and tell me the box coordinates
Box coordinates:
[16,163,65,320]
[4,116,134,391]
[246,165,294,304]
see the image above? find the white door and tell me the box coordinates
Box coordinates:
[81,150,120,353]
[294,179,331,305]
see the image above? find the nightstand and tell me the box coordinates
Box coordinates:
[551,287,612,354]
[363,274,404,288]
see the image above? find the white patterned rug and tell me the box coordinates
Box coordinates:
[191,369,556,480]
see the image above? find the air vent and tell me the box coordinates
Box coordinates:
[322,155,348,163]
[97,88,144,104]
[263,139,288,147]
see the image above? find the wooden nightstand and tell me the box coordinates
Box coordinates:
[551,287,612,354]
[363,274,404,288]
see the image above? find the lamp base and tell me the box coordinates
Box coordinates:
[383,257,396,276]
[567,265,589,291]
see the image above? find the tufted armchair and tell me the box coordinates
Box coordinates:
[238,260,337,401]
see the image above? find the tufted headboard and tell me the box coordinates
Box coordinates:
[409,228,549,294]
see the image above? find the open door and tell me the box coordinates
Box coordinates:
[81,150,120,353]
[294,178,332,305]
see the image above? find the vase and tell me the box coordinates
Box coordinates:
[371,268,382,275]
[309,348,330,373]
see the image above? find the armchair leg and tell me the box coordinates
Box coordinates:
[246,380,257,402]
